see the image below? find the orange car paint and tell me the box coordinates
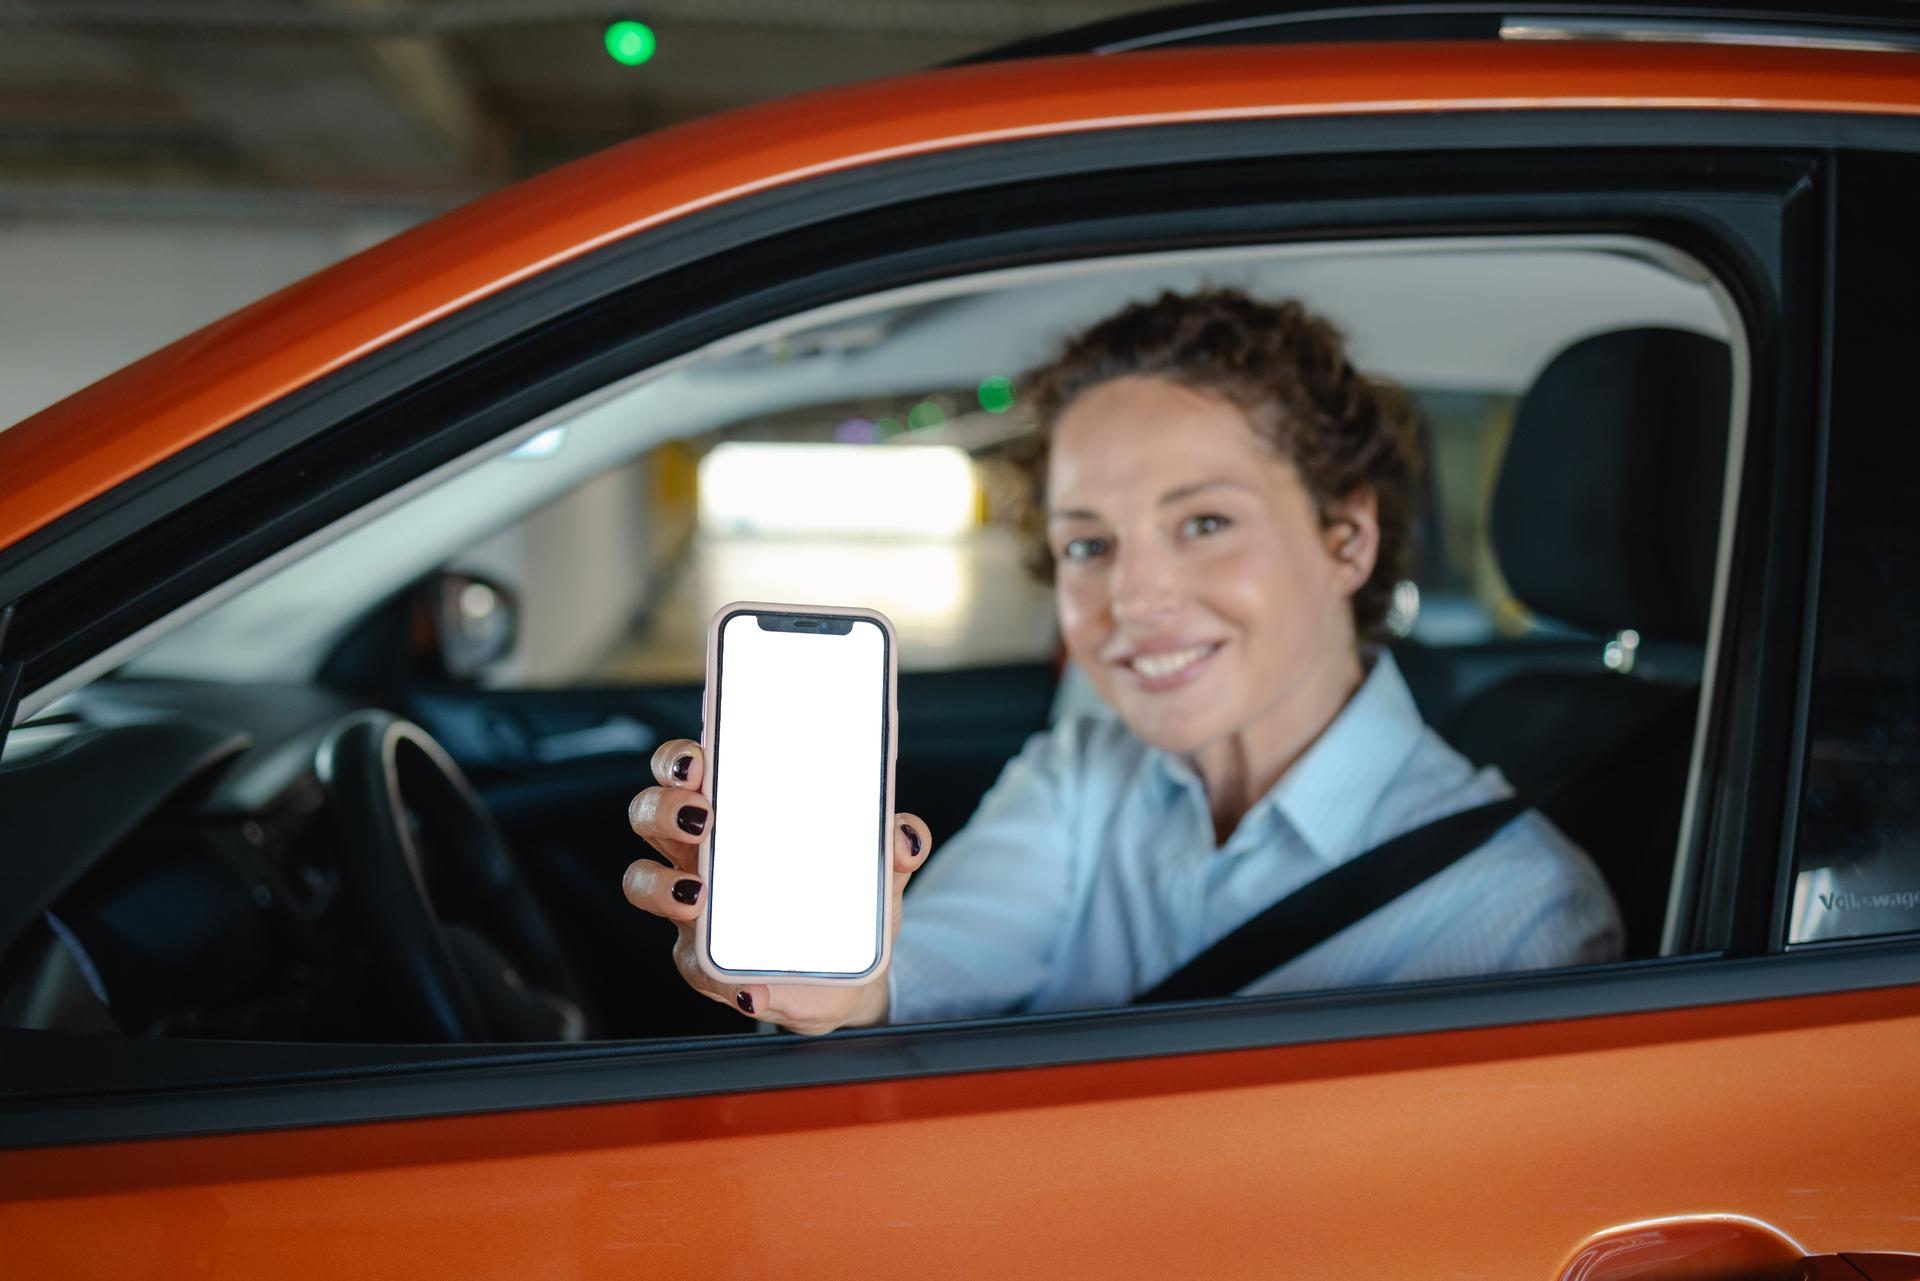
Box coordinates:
[3,41,1920,556]
[3,984,1919,1276]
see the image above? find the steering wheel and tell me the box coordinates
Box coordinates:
[317,710,597,1042]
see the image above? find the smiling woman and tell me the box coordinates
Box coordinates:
[1028,291,1416,787]
[890,289,1622,1020]
[624,287,1625,1031]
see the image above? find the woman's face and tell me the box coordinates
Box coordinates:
[1046,375,1375,756]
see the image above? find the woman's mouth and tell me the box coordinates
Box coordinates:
[1120,641,1224,690]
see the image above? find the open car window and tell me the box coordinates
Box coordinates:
[0,229,1753,1051]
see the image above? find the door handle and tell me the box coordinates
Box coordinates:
[1557,1214,1920,1281]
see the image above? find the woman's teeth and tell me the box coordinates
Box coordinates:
[1129,644,1214,679]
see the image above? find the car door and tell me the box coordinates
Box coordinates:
[3,31,1920,1280]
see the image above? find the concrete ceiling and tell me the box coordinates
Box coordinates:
[0,0,1160,203]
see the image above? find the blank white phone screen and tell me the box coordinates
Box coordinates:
[708,613,888,975]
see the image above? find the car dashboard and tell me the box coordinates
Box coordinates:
[0,680,384,1041]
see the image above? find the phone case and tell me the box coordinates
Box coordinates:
[693,600,899,986]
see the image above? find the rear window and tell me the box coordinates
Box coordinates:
[1787,178,1920,946]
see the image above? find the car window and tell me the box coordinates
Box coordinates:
[24,233,1747,1049]
[1786,279,1920,947]
[456,238,1743,1015]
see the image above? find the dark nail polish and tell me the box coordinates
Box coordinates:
[902,823,921,857]
[677,805,708,836]
[736,990,755,1014]
[671,878,701,905]
[671,753,692,783]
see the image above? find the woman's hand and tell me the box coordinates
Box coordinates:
[623,737,932,1036]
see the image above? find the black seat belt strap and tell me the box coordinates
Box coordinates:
[1131,794,1529,1005]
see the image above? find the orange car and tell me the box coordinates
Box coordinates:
[4,3,1920,1277]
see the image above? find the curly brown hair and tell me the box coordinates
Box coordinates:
[1011,288,1422,638]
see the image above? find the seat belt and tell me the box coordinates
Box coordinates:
[1130,794,1528,1005]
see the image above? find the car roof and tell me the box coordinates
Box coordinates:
[2,39,1918,556]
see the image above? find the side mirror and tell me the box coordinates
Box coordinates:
[429,572,517,681]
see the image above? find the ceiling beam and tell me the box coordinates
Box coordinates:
[0,0,1140,41]
[338,1,507,183]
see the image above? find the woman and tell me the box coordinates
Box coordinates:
[623,289,1623,1035]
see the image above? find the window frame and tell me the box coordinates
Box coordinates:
[3,111,1913,1148]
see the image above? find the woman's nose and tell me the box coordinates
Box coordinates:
[1109,542,1180,625]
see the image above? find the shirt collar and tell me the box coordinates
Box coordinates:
[1152,648,1427,863]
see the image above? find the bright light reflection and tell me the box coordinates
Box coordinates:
[508,427,566,459]
[458,581,497,620]
[699,443,978,538]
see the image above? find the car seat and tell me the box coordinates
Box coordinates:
[1436,327,1734,958]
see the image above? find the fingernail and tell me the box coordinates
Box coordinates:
[671,753,692,783]
[901,822,921,858]
[736,990,755,1014]
[671,878,701,905]
[677,804,708,836]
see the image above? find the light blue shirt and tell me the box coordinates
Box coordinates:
[888,651,1623,1023]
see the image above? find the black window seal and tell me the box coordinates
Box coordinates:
[1675,163,1827,959]
[1762,152,1840,951]
[0,605,20,766]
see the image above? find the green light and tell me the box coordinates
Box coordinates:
[907,401,946,431]
[978,375,1015,414]
[604,21,656,66]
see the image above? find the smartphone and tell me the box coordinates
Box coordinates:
[695,602,897,984]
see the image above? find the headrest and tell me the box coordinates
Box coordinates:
[1491,328,1732,644]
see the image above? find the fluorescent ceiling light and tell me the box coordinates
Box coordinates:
[699,443,978,538]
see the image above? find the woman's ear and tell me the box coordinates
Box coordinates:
[1322,487,1380,596]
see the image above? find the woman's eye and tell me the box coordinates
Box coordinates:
[1181,513,1231,538]
[1060,536,1110,561]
